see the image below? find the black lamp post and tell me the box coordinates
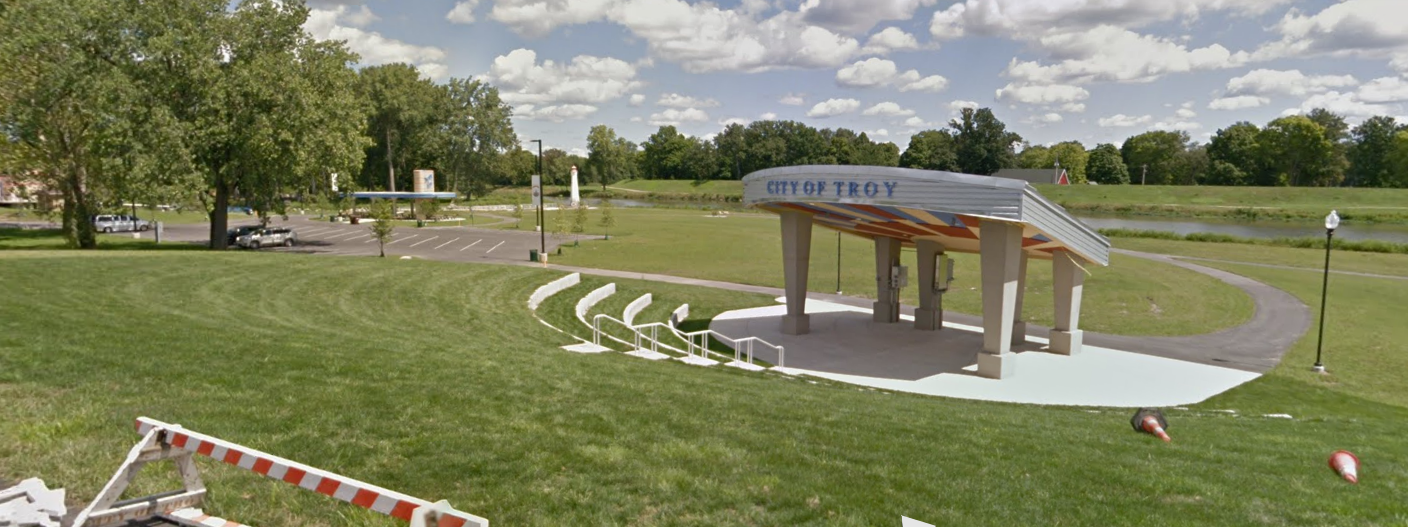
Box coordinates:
[1313,209,1339,373]
[835,230,842,295]
[530,139,544,259]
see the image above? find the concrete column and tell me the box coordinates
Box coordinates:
[914,239,944,330]
[1011,252,1029,346]
[1050,250,1086,355]
[977,221,1022,379]
[780,210,813,335]
[872,236,901,323]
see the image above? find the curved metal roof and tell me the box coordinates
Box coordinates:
[742,165,1110,266]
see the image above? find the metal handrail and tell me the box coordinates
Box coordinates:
[595,312,785,368]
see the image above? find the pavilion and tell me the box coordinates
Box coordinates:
[743,165,1110,379]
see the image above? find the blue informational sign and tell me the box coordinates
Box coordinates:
[765,179,898,199]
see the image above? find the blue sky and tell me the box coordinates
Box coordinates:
[304,0,1408,154]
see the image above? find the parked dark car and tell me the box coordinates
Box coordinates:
[226,225,260,246]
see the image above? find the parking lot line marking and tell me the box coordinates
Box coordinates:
[460,239,482,252]
[364,236,379,244]
[409,236,438,248]
[343,233,370,242]
[299,227,333,236]
[386,234,418,246]
[434,237,460,250]
[323,231,360,240]
[485,241,505,254]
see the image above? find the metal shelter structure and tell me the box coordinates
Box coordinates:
[743,165,1110,379]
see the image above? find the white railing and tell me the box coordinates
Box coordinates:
[674,329,785,368]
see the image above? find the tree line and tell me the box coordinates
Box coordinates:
[579,107,1408,190]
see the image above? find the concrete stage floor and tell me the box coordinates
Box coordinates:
[711,298,1259,407]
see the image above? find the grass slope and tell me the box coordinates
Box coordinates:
[2,249,1407,525]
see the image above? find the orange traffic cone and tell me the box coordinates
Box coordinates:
[1329,450,1359,483]
[1140,415,1171,442]
[1131,408,1171,442]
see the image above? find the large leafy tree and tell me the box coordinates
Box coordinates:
[1347,116,1400,187]
[1257,115,1339,186]
[899,130,959,171]
[1049,141,1089,183]
[586,125,632,189]
[1206,122,1260,186]
[1120,130,1189,185]
[1386,131,1408,188]
[438,78,516,198]
[949,108,1021,175]
[641,126,694,180]
[1017,144,1052,170]
[359,63,442,192]
[1086,143,1130,185]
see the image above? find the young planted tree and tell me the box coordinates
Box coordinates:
[511,203,523,228]
[552,204,568,242]
[598,199,617,240]
[369,199,395,257]
[571,203,589,235]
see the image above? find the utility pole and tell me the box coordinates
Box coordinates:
[530,139,544,259]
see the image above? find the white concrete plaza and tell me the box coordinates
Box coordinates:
[712,298,1260,407]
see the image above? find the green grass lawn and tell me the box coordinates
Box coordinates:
[2,247,1407,525]
[496,208,1252,337]
[1113,237,1408,278]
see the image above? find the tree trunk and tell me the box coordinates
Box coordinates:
[67,163,97,249]
[209,177,231,249]
[386,127,395,192]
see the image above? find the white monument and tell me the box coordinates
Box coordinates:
[569,165,581,207]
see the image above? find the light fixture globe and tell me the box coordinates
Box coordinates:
[1326,210,1340,231]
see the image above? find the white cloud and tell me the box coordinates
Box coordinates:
[901,116,930,129]
[867,128,890,137]
[1254,0,1408,62]
[760,112,778,120]
[1098,114,1153,127]
[1022,112,1064,127]
[780,93,806,105]
[807,98,861,117]
[1208,95,1270,110]
[1037,113,1063,123]
[487,49,641,106]
[446,0,479,24]
[629,116,643,123]
[657,93,721,108]
[1003,26,1250,85]
[948,100,980,113]
[860,27,921,55]
[929,0,1289,40]
[719,117,751,126]
[1175,107,1197,119]
[1058,102,1087,113]
[1225,69,1359,98]
[488,0,616,38]
[995,83,1090,105]
[629,94,646,106]
[649,107,711,126]
[516,104,600,122]
[862,101,915,117]
[836,58,948,92]
[800,0,940,34]
[305,6,448,79]
[1355,77,1408,103]
[1153,118,1202,132]
[1283,91,1393,119]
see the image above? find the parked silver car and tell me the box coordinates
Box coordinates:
[235,227,297,249]
[93,214,151,233]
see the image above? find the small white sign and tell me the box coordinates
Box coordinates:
[531,175,542,208]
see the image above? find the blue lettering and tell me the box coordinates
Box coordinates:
[803,181,815,195]
[883,181,897,197]
[766,181,774,194]
[789,181,799,195]
[864,181,879,197]
[848,182,860,197]
[834,181,845,197]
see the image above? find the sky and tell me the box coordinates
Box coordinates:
[302,0,1408,155]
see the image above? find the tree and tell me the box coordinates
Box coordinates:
[641,126,694,180]
[1017,144,1052,169]
[359,63,442,192]
[369,199,395,257]
[438,78,517,198]
[1120,131,1189,185]
[899,130,959,171]
[1386,131,1408,188]
[511,203,523,228]
[1305,108,1350,183]
[598,198,616,239]
[714,123,747,178]
[552,204,568,241]
[1207,122,1261,186]
[1086,143,1130,185]
[1257,115,1339,186]
[1169,145,1209,185]
[1049,141,1089,184]
[571,203,588,234]
[949,108,1021,175]
[586,125,631,189]
[1348,116,1400,187]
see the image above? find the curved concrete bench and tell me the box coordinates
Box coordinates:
[623,293,652,326]
[529,273,580,311]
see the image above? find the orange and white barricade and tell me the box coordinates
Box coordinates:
[72,417,489,527]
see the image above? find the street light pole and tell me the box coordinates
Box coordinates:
[1313,209,1340,373]
[530,139,544,259]
[835,230,842,294]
